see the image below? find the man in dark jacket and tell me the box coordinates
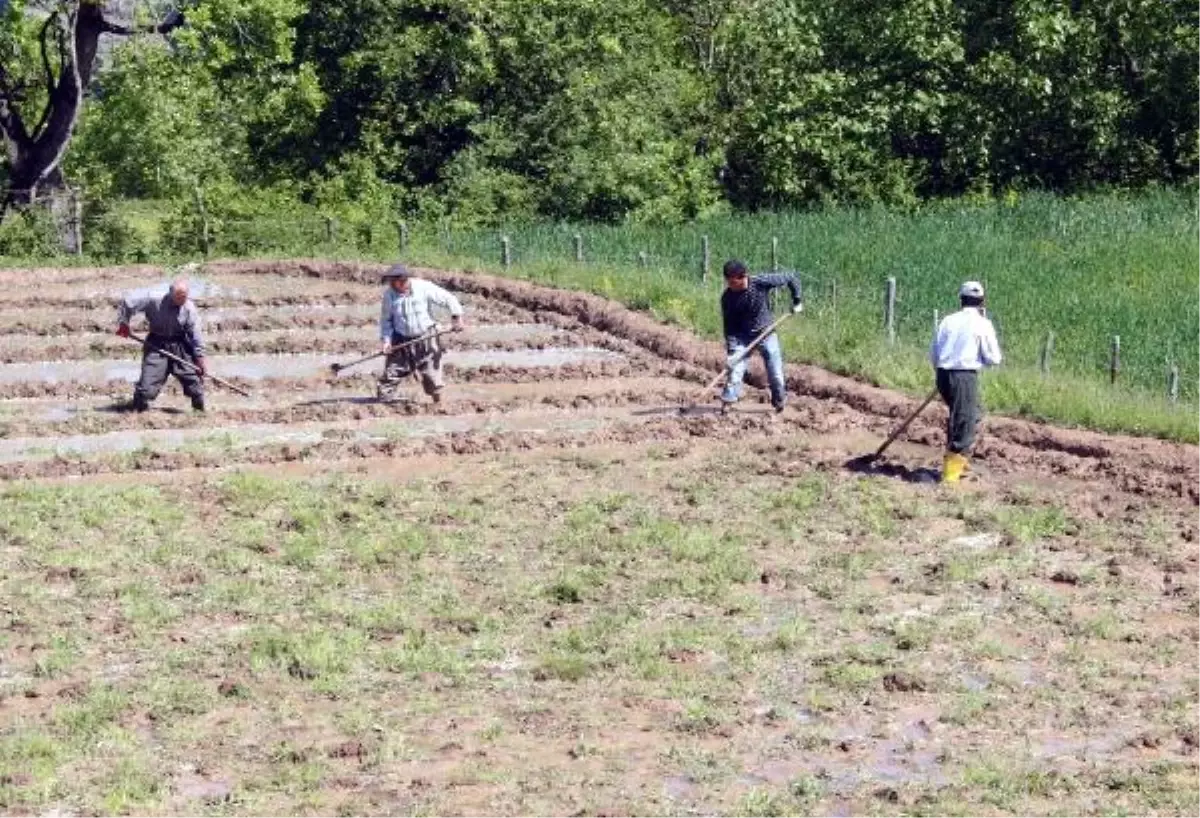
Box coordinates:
[719,259,802,413]
[116,278,207,412]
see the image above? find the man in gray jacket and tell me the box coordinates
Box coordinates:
[116,278,207,412]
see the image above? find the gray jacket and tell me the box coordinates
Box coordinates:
[117,293,206,357]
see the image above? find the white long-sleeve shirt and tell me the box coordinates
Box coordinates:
[379,278,464,341]
[930,307,1002,370]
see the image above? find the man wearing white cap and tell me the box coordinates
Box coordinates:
[929,281,1002,482]
[376,264,465,404]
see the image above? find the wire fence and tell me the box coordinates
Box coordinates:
[0,198,1195,407]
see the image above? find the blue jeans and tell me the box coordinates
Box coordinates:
[721,333,786,407]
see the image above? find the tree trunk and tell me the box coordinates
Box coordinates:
[1,3,183,213]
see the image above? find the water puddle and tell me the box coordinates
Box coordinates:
[0,347,626,385]
[0,406,643,463]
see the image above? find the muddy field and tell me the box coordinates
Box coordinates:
[0,260,1196,816]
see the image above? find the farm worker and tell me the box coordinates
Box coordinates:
[929,281,1003,483]
[377,264,465,404]
[718,259,803,414]
[116,278,207,412]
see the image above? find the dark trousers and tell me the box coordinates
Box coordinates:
[134,337,204,408]
[377,332,443,399]
[936,368,979,454]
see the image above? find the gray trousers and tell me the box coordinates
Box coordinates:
[936,368,979,453]
[377,333,443,399]
[135,337,204,406]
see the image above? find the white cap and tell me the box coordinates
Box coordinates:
[959,281,984,299]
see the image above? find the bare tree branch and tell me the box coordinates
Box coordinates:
[30,10,61,141]
[0,62,30,145]
[97,7,185,36]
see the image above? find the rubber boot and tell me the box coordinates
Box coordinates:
[131,394,149,413]
[941,452,968,484]
[430,389,442,405]
[191,395,206,413]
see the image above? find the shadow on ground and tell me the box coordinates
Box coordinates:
[844,455,941,484]
[96,402,186,415]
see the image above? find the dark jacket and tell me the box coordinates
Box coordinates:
[721,273,802,342]
[117,292,206,357]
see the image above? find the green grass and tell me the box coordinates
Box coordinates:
[406,190,1198,441]
[1,440,1195,814]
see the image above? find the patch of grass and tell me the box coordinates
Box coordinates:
[0,450,1193,815]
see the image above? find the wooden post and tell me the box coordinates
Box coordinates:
[638,251,648,267]
[397,220,409,252]
[1169,364,1180,403]
[1110,335,1120,385]
[933,309,939,333]
[831,277,839,337]
[193,186,210,257]
[1040,331,1054,375]
[701,235,710,282]
[324,216,335,243]
[501,235,511,268]
[771,236,779,272]
[885,277,897,345]
[574,233,583,262]
[70,188,83,256]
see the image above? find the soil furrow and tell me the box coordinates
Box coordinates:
[0,360,651,400]
[0,412,790,479]
[0,379,697,438]
[0,326,576,362]
[0,258,1193,501]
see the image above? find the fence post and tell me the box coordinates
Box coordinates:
[831,278,839,337]
[501,235,511,268]
[1109,335,1120,385]
[638,251,648,267]
[1169,364,1180,403]
[70,188,83,256]
[324,216,335,244]
[192,186,211,257]
[1040,331,1054,375]
[771,236,779,272]
[574,233,583,262]
[933,309,939,333]
[397,220,409,252]
[885,276,897,345]
[701,235,710,282]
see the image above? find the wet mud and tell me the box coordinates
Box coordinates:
[0,258,1194,500]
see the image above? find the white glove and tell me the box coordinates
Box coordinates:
[791,302,804,315]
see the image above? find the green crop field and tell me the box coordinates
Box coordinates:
[413,190,1198,441]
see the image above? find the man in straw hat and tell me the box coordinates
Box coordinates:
[376,264,465,404]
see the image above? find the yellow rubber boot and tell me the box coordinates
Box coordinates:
[941,452,967,483]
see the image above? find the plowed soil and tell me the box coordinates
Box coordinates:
[0,259,1195,816]
[0,259,1193,498]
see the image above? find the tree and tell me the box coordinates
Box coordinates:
[0,1,182,212]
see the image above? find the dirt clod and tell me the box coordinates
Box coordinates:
[882,672,927,692]
[218,680,247,698]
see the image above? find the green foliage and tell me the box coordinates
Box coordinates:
[67,39,231,199]
[0,206,59,257]
[10,0,1200,222]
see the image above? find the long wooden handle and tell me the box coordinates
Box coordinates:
[331,329,452,374]
[127,332,252,397]
[873,387,939,457]
[690,310,797,402]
